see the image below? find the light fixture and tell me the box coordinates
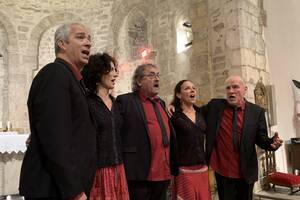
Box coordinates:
[141,49,148,58]
[139,48,157,59]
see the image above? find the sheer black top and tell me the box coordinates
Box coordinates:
[87,92,123,168]
[171,106,207,167]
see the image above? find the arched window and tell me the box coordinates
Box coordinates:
[176,21,193,53]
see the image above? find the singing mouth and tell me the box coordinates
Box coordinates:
[82,50,90,56]
[229,95,236,100]
[190,94,195,98]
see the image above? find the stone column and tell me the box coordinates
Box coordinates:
[208,0,269,100]
[7,45,28,131]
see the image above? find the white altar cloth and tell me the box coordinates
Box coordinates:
[0,132,29,153]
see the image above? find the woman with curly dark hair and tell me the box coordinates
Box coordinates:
[82,53,129,200]
[170,80,211,200]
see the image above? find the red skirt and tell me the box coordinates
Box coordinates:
[172,165,211,200]
[89,164,129,200]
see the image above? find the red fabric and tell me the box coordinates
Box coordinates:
[65,61,82,81]
[89,164,129,200]
[210,103,245,178]
[172,165,211,200]
[268,172,300,187]
[139,92,171,181]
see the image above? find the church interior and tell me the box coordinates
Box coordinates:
[0,0,300,199]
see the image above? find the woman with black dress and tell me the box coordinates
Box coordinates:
[171,80,211,200]
[82,53,129,200]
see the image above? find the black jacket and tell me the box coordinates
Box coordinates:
[202,99,274,183]
[19,58,97,199]
[116,92,178,181]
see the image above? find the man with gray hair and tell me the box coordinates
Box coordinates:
[116,63,178,200]
[19,23,97,200]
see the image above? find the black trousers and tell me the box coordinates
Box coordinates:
[128,180,170,200]
[215,172,254,200]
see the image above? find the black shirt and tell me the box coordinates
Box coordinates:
[171,106,206,166]
[87,92,123,168]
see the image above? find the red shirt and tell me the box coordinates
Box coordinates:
[139,91,171,181]
[210,102,245,178]
[65,61,82,81]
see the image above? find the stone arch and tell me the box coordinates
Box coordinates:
[0,11,18,50]
[110,2,153,95]
[111,1,152,59]
[0,11,18,127]
[27,12,83,76]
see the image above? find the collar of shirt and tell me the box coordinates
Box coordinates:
[239,99,246,110]
[226,99,246,111]
[58,58,82,81]
[138,90,159,103]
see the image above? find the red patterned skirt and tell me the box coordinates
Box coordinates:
[89,164,129,200]
[172,165,211,200]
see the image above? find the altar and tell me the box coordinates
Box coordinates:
[0,132,29,196]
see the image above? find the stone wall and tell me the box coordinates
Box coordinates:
[0,23,9,129]
[0,0,115,131]
[0,0,269,132]
[207,0,269,101]
[155,0,211,104]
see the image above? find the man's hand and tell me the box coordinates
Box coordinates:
[167,104,175,116]
[77,193,87,200]
[70,192,87,200]
[25,135,31,147]
[270,132,283,150]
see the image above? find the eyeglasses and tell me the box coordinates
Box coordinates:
[143,72,160,79]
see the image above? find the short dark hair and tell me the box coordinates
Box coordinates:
[82,52,117,93]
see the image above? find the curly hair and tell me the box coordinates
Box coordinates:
[81,52,117,93]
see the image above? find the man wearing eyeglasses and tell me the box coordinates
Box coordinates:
[116,63,178,200]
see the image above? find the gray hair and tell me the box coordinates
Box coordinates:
[132,63,157,92]
[54,23,83,55]
[225,75,246,86]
